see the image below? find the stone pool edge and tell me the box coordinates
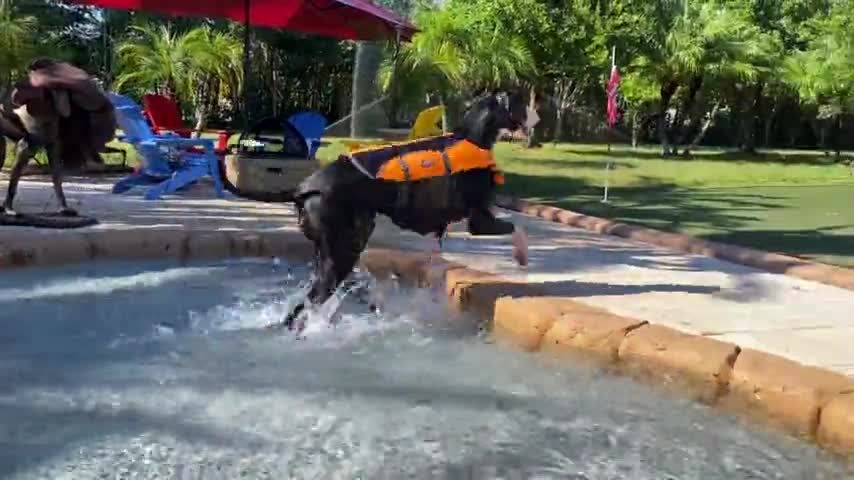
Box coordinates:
[0,229,314,268]
[359,248,854,459]
[495,195,854,292]
[3,229,854,458]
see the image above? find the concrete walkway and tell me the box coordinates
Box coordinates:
[4,175,854,376]
[0,175,300,233]
[379,211,854,377]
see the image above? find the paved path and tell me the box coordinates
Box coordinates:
[378,211,854,376]
[0,175,300,234]
[4,175,854,375]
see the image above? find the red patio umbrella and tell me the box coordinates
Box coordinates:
[71,0,415,42]
[68,0,416,131]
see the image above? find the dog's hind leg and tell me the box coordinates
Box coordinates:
[278,194,376,332]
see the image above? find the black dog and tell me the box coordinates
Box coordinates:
[227,92,531,331]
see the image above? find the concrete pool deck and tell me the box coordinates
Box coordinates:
[3,174,854,454]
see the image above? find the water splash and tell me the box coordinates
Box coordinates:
[1,259,852,479]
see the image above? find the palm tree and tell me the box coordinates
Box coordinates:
[377,6,467,118]
[628,2,776,155]
[179,27,243,131]
[377,4,535,125]
[783,13,854,159]
[678,4,781,154]
[0,0,36,89]
[114,23,242,132]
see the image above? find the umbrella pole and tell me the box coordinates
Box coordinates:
[241,0,251,136]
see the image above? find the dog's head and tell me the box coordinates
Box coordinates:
[458,90,530,149]
[493,90,529,131]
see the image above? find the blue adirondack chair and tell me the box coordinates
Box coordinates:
[287,111,327,159]
[108,93,225,201]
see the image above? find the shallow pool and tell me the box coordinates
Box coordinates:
[0,259,851,479]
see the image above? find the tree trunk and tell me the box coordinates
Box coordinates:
[526,85,541,148]
[683,101,721,156]
[741,81,764,154]
[552,78,577,144]
[631,110,640,148]
[554,107,564,145]
[658,80,678,156]
[350,41,383,138]
[271,57,281,118]
[193,103,208,137]
[763,104,777,148]
[814,119,829,153]
[835,114,843,159]
[674,75,703,146]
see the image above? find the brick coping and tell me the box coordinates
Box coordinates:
[360,248,854,458]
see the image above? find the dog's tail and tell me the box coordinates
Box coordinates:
[216,158,297,203]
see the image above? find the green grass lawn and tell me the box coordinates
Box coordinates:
[490,142,854,267]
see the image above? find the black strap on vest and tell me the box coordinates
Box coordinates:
[393,145,410,210]
[439,150,452,174]
[395,156,412,181]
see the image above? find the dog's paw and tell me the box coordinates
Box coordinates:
[511,228,529,267]
[59,207,78,217]
[1,204,16,216]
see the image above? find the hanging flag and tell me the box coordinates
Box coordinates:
[606,64,622,127]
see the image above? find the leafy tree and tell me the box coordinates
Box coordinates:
[0,0,37,88]
[783,2,854,159]
[0,0,73,88]
[625,1,777,155]
[3,0,852,153]
[377,2,535,126]
[114,23,242,132]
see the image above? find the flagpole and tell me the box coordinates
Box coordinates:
[602,45,616,203]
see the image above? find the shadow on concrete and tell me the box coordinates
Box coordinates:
[701,228,854,262]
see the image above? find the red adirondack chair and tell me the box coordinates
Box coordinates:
[142,94,232,154]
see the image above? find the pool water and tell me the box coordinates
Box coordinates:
[0,259,851,479]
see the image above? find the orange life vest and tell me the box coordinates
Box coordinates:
[346,135,505,185]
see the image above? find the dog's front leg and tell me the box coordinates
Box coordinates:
[46,141,76,216]
[424,230,443,265]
